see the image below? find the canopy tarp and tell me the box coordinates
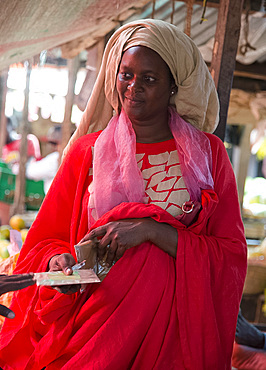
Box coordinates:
[0,0,151,71]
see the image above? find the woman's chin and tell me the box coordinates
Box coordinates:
[123,108,145,123]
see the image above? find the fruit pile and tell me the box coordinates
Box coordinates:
[0,215,29,262]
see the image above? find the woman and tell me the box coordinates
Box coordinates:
[0,19,247,369]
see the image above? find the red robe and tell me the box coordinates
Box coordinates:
[0,132,247,369]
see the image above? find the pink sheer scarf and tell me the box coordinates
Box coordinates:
[89,108,213,227]
[168,107,214,201]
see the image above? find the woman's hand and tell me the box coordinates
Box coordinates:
[48,253,80,294]
[0,273,35,318]
[81,219,152,266]
[81,218,178,266]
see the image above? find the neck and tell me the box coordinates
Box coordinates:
[135,128,173,143]
[131,114,173,144]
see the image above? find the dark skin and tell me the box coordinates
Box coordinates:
[116,46,177,143]
[49,46,179,294]
[48,253,81,294]
[0,274,35,318]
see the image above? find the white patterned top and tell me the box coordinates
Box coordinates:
[136,139,190,217]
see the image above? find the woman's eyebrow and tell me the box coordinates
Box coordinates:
[119,66,159,75]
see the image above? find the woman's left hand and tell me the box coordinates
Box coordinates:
[48,253,80,294]
[81,218,155,266]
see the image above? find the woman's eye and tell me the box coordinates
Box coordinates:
[120,72,132,80]
[144,76,156,83]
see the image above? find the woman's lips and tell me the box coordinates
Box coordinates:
[125,95,144,104]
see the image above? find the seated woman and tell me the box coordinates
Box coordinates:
[0,19,247,369]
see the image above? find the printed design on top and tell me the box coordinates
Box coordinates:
[136,150,189,217]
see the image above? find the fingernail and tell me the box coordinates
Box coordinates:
[7,311,15,319]
[65,268,72,274]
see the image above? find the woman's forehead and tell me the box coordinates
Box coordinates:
[120,45,170,72]
[122,45,160,59]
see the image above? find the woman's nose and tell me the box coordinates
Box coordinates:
[128,80,135,89]
[127,77,142,91]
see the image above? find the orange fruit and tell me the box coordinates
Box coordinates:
[9,215,25,231]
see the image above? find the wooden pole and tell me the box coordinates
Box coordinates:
[0,69,8,157]
[210,0,244,141]
[75,39,105,112]
[58,55,80,162]
[238,124,253,210]
[184,0,194,37]
[11,61,32,215]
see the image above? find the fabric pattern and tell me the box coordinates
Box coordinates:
[136,140,190,216]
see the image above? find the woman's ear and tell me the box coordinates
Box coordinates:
[170,84,178,96]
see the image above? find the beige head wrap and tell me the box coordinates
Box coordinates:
[64,19,219,155]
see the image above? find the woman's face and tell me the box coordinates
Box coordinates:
[116,46,175,125]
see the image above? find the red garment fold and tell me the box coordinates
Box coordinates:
[0,132,247,369]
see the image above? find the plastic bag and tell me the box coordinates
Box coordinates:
[74,240,113,281]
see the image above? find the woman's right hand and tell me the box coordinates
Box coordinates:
[48,253,80,294]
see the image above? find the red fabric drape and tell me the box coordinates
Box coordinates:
[0,132,247,369]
